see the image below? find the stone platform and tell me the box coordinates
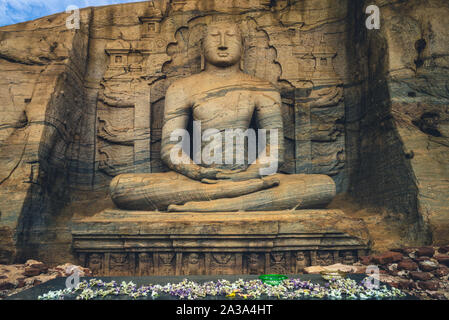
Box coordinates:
[71,209,371,276]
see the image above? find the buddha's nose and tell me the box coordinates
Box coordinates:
[218,34,228,50]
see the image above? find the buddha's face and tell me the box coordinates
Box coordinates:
[203,23,242,67]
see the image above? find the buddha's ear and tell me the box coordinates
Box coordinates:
[201,54,205,71]
[200,38,205,71]
[239,36,245,71]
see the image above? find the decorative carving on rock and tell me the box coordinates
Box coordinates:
[139,2,163,38]
[157,252,176,275]
[78,250,367,276]
[98,145,134,177]
[310,39,341,87]
[73,208,370,277]
[269,252,290,274]
[97,118,135,146]
[109,253,132,275]
[292,251,310,273]
[316,251,334,266]
[260,23,345,179]
[245,253,264,275]
[99,87,135,108]
[182,253,204,275]
[97,118,151,146]
[209,253,240,275]
[138,253,154,276]
[105,39,131,70]
[340,250,357,265]
[88,254,104,275]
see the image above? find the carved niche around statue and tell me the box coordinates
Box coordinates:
[71,14,370,276]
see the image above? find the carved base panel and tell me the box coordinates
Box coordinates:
[72,210,370,276]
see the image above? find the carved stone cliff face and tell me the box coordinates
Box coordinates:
[0,0,448,264]
[349,0,449,246]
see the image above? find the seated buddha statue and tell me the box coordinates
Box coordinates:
[109,21,336,212]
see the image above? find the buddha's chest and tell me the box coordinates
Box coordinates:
[192,90,255,127]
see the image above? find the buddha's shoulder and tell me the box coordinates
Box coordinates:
[239,73,277,90]
[167,74,206,93]
[167,72,277,92]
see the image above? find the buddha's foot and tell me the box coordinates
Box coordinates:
[261,175,280,188]
[167,176,279,212]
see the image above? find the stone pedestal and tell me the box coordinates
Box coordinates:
[71,209,370,276]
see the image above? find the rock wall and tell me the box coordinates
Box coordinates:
[0,9,92,263]
[350,0,449,245]
[0,0,448,264]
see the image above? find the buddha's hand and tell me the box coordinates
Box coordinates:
[214,168,261,182]
[199,168,245,184]
[196,167,222,180]
[197,167,243,182]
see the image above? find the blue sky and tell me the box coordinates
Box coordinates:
[0,0,145,27]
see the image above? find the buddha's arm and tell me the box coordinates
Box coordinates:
[251,88,285,174]
[161,81,221,181]
[216,87,285,181]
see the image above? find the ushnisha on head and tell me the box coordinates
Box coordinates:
[202,21,243,67]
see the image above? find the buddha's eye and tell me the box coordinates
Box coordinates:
[210,33,220,37]
[226,32,235,36]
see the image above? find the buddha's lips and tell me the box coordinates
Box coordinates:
[218,53,229,57]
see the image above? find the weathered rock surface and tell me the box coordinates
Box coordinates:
[350,0,449,246]
[410,271,433,281]
[433,266,449,278]
[0,0,448,265]
[416,247,435,258]
[359,246,449,299]
[0,261,91,299]
[371,251,403,265]
[418,281,439,291]
[398,259,419,271]
[303,245,449,299]
[23,260,48,276]
[438,246,449,254]
[419,260,439,272]
[435,255,449,267]
[303,264,366,274]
